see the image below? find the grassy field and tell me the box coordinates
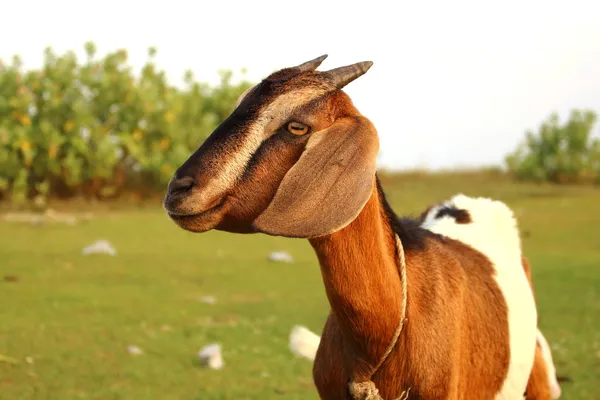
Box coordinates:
[1,172,599,399]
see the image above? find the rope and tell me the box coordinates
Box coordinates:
[348,381,410,400]
[348,234,410,400]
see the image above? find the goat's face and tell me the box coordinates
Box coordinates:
[163,55,379,238]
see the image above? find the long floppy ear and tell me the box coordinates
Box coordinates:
[253,117,379,238]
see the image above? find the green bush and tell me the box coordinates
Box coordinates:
[505,109,600,184]
[0,42,252,203]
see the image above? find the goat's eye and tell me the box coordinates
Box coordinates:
[287,121,310,136]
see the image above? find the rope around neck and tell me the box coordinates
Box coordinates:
[348,234,409,400]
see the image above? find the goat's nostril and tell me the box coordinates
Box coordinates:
[168,176,195,195]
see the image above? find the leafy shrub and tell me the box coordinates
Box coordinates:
[505,109,600,184]
[0,42,252,203]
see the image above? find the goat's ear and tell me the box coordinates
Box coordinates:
[253,117,379,238]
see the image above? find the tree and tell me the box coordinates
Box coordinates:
[505,109,600,184]
[0,42,253,203]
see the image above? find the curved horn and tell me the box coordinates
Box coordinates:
[294,54,328,72]
[323,61,373,89]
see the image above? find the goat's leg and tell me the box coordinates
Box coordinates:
[525,344,553,400]
[313,314,352,400]
[521,256,553,399]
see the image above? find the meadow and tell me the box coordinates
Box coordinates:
[1,171,599,399]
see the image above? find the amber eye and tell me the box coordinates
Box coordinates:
[287,121,310,136]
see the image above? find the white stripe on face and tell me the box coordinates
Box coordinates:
[201,86,329,205]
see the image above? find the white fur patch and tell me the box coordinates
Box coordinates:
[537,329,562,399]
[421,194,537,399]
[212,87,328,196]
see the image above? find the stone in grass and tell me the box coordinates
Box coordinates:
[82,240,117,256]
[268,251,294,263]
[289,325,321,361]
[198,344,224,369]
[127,345,143,356]
[199,296,217,305]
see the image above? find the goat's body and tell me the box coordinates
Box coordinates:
[312,187,539,399]
[315,232,514,398]
[421,195,538,399]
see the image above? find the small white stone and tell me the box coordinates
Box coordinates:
[82,240,116,256]
[127,345,143,356]
[198,344,223,369]
[268,251,294,263]
[289,325,321,361]
[199,296,217,305]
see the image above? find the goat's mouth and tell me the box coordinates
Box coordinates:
[166,197,229,232]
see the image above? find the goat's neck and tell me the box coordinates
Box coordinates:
[309,182,404,381]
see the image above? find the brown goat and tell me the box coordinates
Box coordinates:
[164,56,541,399]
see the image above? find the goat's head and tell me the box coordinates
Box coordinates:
[163,55,379,238]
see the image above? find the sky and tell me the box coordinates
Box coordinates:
[2,0,600,170]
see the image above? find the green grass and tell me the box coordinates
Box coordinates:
[1,172,599,399]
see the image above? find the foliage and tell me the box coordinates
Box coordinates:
[0,42,253,203]
[505,109,600,184]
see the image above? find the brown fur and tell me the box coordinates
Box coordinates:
[526,347,553,400]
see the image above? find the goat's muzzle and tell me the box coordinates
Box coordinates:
[163,174,229,232]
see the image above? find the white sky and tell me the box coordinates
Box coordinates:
[2,0,600,170]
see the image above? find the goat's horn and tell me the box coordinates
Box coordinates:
[323,61,374,88]
[295,54,328,72]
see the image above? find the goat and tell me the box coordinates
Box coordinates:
[164,55,543,399]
